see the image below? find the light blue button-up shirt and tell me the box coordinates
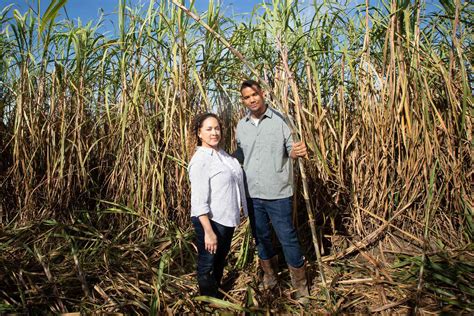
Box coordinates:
[188,147,248,227]
[235,106,294,199]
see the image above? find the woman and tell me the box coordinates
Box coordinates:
[188,113,247,298]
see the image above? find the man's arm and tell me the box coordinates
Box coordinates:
[282,119,307,159]
[289,141,307,159]
[233,124,245,164]
[233,144,244,164]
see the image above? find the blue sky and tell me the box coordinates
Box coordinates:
[1,0,442,21]
[1,0,269,35]
[1,0,442,34]
[1,0,264,20]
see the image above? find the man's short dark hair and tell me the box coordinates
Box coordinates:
[240,79,262,92]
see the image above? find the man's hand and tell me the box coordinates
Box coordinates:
[290,141,307,159]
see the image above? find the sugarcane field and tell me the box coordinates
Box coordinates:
[0,0,472,314]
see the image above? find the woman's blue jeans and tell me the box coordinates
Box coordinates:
[247,197,304,268]
[191,216,235,297]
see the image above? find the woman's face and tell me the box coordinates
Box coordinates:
[198,117,221,150]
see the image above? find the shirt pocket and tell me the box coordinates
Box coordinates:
[271,139,285,173]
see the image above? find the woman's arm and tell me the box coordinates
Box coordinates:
[189,154,217,254]
[198,214,218,254]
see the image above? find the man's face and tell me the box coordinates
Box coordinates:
[241,85,266,117]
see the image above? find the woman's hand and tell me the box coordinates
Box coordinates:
[204,230,218,254]
[198,214,218,254]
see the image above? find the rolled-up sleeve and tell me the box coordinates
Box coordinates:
[189,160,211,217]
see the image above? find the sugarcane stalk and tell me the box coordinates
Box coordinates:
[276,37,327,288]
[170,0,329,298]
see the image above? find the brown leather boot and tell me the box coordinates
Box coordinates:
[288,264,309,304]
[259,256,278,290]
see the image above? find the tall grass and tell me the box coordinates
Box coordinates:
[0,0,472,313]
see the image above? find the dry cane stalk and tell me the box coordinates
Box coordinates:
[170,0,329,299]
[276,38,328,290]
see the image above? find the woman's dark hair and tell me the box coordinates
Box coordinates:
[191,112,223,146]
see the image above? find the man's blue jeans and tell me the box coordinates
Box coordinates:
[247,197,304,268]
[191,216,235,297]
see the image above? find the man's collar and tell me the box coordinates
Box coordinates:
[245,105,273,121]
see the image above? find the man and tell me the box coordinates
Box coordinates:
[234,79,309,302]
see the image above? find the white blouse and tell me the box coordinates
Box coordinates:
[188,147,248,227]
